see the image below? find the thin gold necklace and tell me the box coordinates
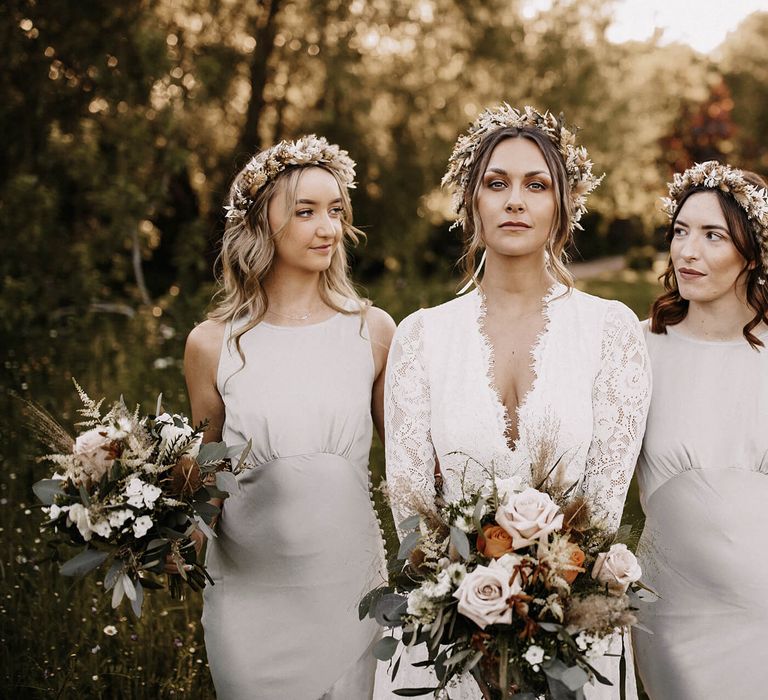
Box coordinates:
[266,306,314,322]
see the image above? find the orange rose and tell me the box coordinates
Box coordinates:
[477,525,514,558]
[560,545,585,584]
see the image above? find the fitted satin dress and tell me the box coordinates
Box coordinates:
[634,322,768,699]
[202,309,386,699]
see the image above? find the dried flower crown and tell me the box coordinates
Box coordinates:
[661,160,768,272]
[224,134,356,227]
[442,104,604,232]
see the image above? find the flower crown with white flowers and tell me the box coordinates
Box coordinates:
[224,134,357,227]
[661,160,768,274]
[442,104,604,233]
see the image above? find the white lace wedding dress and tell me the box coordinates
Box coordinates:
[373,284,651,700]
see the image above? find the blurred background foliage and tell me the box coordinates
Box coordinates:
[1,0,767,696]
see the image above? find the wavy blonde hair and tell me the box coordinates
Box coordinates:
[209,163,369,361]
[458,126,575,291]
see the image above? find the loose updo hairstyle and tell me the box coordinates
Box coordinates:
[458,126,574,290]
[649,170,768,348]
[209,162,369,359]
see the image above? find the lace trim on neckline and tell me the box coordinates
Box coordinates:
[474,282,565,455]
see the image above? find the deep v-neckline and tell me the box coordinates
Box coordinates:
[475,284,561,454]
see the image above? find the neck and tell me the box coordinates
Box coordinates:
[480,249,556,311]
[261,266,324,313]
[680,292,756,341]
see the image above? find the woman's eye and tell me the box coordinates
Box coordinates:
[296,209,313,217]
[672,227,686,237]
[705,231,725,241]
[528,181,547,191]
[330,207,344,216]
[486,179,506,189]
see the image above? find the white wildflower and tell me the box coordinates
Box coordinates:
[132,515,153,539]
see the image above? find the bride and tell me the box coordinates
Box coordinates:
[374,105,651,699]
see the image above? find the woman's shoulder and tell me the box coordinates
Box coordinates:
[395,292,476,336]
[567,288,641,325]
[365,305,397,348]
[186,319,227,363]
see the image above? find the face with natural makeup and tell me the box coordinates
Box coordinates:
[476,137,556,264]
[671,191,749,306]
[267,166,344,274]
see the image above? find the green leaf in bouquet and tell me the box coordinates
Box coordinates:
[155,393,163,417]
[373,635,399,661]
[359,585,393,620]
[60,547,109,577]
[33,479,65,505]
[392,654,401,680]
[374,593,408,627]
[392,688,438,697]
[197,442,228,465]
[398,514,421,531]
[543,659,589,699]
[78,484,91,506]
[450,527,470,561]
[216,470,240,496]
[130,580,144,618]
[198,484,228,501]
[112,573,127,608]
[397,530,420,560]
[472,497,486,534]
[443,648,475,670]
[193,501,222,523]
[464,650,484,673]
[538,621,563,632]
[193,515,217,542]
[136,576,164,590]
[104,560,124,592]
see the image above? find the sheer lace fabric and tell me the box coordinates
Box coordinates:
[376,286,651,700]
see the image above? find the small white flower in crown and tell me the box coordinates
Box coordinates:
[224,134,357,228]
[442,103,604,233]
[661,160,768,277]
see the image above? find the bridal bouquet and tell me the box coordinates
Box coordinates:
[364,462,649,699]
[31,382,249,616]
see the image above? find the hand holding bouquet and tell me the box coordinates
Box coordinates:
[31,382,249,616]
[363,468,651,699]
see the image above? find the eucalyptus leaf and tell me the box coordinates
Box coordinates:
[197,441,228,465]
[32,479,64,505]
[104,560,123,592]
[111,574,125,608]
[231,440,252,472]
[60,548,109,577]
[450,526,470,561]
[216,471,239,495]
[193,501,221,522]
[373,635,399,661]
[374,593,408,627]
[131,580,144,618]
[397,530,420,560]
[443,648,474,669]
[122,573,137,601]
[398,514,420,531]
[538,621,562,632]
[359,586,391,621]
[560,665,589,691]
[194,515,217,541]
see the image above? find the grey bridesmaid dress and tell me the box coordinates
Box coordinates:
[202,309,385,699]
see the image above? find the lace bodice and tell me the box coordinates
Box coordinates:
[385,285,651,534]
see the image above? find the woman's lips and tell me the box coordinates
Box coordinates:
[677,267,705,280]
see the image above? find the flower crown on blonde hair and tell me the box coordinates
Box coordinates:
[442,103,603,232]
[224,134,357,227]
[661,160,768,273]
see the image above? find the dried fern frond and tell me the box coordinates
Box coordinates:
[17,396,74,454]
[73,379,105,427]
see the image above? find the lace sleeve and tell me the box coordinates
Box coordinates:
[384,311,437,538]
[584,304,651,532]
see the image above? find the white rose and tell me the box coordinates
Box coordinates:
[495,487,564,549]
[132,515,153,539]
[492,552,524,577]
[591,543,642,594]
[453,561,520,629]
[73,427,114,484]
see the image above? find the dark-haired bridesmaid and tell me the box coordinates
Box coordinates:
[634,162,768,699]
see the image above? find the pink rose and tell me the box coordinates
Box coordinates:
[453,560,521,629]
[495,487,564,550]
[591,543,642,594]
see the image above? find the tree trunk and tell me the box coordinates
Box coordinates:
[235,0,283,160]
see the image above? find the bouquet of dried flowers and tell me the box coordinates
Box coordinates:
[30,382,249,616]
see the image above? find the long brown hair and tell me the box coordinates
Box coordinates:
[458,126,574,290]
[650,171,768,348]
